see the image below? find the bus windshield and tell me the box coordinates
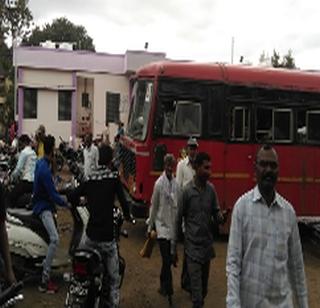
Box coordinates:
[127,80,153,141]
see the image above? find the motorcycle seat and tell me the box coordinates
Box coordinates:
[7,208,33,217]
[7,209,50,244]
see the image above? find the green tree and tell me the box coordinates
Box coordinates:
[259,51,270,66]
[1,0,33,42]
[0,0,32,137]
[23,17,95,51]
[270,49,296,69]
[281,50,296,69]
[271,50,281,68]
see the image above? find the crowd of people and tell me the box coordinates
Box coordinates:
[0,123,129,299]
[147,138,308,308]
[0,121,309,308]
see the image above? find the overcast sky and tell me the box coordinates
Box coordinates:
[28,0,320,69]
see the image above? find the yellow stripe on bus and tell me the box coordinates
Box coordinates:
[148,172,320,183]
[225,173,250,179]
[278,177,320,183]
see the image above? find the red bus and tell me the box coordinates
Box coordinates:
[119,62,320,222]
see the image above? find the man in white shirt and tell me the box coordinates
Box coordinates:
[9,134,37,207]
[83,133,99,180]
[176,137,198,188]
[176,136,198,294]
[148,154,178,304]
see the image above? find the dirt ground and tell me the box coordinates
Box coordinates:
[13,212,320,308]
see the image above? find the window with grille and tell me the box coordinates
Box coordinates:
[58,91,72,121]
[307,111,320,142]
[231,106,250,141]
[24,88,37,119]
[106,92,120,124]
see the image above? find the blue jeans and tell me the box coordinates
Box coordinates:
[84,236,120,308]
[39,210,59,282]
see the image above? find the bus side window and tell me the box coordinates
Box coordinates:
[230,107,250,141]
[273,109,293,143]
[256,108,272,142]
[297,110,307,143]
[159,100,202,136]
[173,101,202,136]
[307,111,320,143]
[162,100,176,135]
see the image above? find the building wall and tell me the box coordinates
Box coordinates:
[16,48,167,146]
[22,90,72,141]
[23,69,73,89]
[21,71,130,143]
[76,76,94,137]
[92,73,129,142]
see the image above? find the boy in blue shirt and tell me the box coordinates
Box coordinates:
[33,135,69,293]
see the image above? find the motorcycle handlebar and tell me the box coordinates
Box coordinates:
[0,281,23,306]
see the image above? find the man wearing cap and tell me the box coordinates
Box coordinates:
[9,134,37,207]
[176,136,199,293]
[176,137,198,188]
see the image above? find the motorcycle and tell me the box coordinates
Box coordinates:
[56,137,84,173]
[64,208,134,308]
[0,281,23,308]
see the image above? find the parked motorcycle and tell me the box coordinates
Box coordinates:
[56,137,84,173]
[64,207,134,308]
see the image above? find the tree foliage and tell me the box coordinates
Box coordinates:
[259,50,296,69]
[23,17,95,51]
[0,0,32,136]
[271,50,296,69]
[0,0,33,41]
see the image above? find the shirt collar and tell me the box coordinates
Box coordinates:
[190,178,209,193]
[161,171,174,182]
[186,156,192,166]
[252,185,283,208]
[42,157,50,166]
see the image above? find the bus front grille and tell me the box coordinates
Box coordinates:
[119,145,136,181]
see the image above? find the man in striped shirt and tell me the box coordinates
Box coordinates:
[226,144,308,308]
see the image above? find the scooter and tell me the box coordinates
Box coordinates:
[6,182,88,280]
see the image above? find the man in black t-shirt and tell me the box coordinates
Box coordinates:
[68,144,131,308]
[0,184,16,286]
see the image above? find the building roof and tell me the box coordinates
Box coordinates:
[14,47,166,75]
[137,61,320,93]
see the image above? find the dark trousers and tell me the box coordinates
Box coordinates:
[186,256,211,308]
[158,239,173,296]
[9,181,33,208]
[181,251,191,293]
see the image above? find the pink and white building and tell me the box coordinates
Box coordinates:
[14,46,166,144]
